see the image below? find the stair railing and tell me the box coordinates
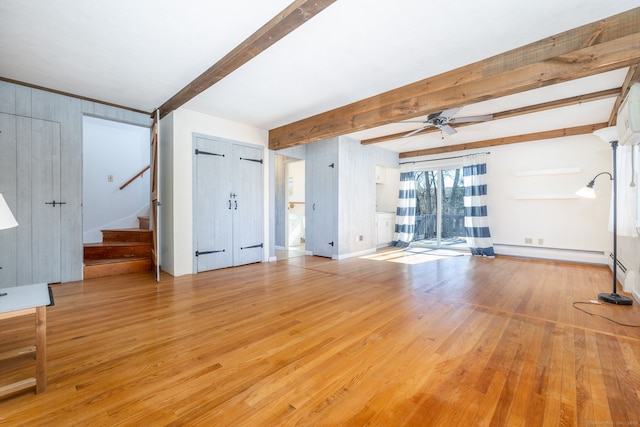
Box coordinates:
[119,165,150,190]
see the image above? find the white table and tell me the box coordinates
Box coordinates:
[0,283,51,397]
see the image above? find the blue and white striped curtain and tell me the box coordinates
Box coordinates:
[463,153,495,257]
[392,171,416,247]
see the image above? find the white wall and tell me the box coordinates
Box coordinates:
[335,137,399,258]
[406,134,612,263]
[82,116,150,243]
[376,166,400,212]
[160,107,269,277]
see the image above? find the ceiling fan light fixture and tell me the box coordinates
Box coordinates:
[401,108,493,138]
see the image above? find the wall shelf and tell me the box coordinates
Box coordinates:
[514,194,580,200]
[514,167,582,177]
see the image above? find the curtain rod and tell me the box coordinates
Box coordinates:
[399,151,490,165]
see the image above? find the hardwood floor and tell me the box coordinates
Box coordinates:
[1,250,640,426]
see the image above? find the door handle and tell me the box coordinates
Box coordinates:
[228,200,232,209]
[234,200,238,210]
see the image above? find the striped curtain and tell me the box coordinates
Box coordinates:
[463,153,495,257]
[392,171,416,247]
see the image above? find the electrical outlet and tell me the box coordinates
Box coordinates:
[359,235,364,241]
[107,175,114,182]
[524,237,533,244]
[538,238,544,245]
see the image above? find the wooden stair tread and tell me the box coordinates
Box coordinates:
[101,228,151,233]
[84,241,151,247]
[84,257,150,266]
[101,228,153,244]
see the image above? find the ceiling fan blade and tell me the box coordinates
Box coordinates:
[439,124,457,135]
[403,126,430,138]
[439,107,461,119]
[449,114,493,124]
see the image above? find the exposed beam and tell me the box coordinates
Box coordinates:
[0,76,153,116]
[608,64,640,125]
[398,123,608,158]
[360,88,620,145]
[157,0,336,118]
[269,8,640,150]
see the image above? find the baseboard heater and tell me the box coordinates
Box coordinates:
[493,244,607,265]
[609,252,627,274]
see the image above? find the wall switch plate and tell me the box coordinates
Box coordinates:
[108,175,114,182]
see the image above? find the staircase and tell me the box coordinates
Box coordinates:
[83,216,153,279]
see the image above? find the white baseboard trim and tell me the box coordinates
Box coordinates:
[334,248,377,260]
[493,244,608,265]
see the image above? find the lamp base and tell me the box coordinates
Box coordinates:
[598,292,633,305]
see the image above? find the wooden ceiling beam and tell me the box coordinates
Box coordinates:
[157,0,336,118]
[269,8,640,150]
[398,123,608,158]
[608,64,640,125]
[360,88,621,145]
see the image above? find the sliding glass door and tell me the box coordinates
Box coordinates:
[414,168,466,249]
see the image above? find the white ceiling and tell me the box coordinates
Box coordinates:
[1,0,639,153]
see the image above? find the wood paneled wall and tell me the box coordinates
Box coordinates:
[0,81,151,284]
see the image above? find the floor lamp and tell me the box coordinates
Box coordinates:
[576,127,633,305]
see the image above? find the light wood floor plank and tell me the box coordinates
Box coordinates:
[1,252,640,425]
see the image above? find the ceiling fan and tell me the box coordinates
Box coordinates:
[402,108,493,138]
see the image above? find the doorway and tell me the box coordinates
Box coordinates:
[413,168,467,250]
[275,155,306,259]
[82,116,151,244]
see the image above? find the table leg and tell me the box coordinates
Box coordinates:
[35,306,46,394]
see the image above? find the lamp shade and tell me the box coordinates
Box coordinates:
[0,194,18,230]
[576,185,596,198]
[593,126,619,144]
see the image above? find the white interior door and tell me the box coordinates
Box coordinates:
[0,113,18,286]
[310,154,337,258]
[232,144,264,266]
[31,117,62,283]
[0,113,61,286]
[195,137,233,272]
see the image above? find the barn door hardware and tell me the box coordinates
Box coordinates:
[241,243,263,250]
[240,157,263,164]
[45,201,66,207]
[195,149,224,157]
[195,249,225,256]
